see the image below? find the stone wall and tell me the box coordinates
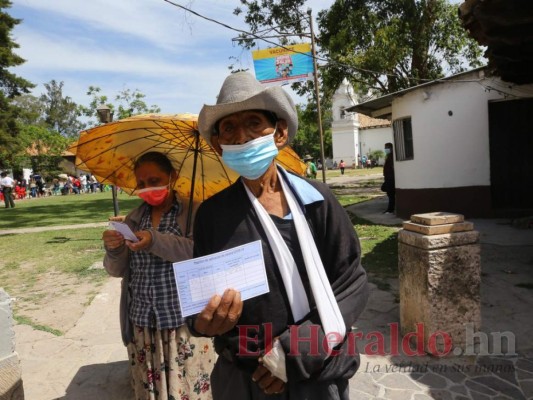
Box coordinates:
[0,289,24,400]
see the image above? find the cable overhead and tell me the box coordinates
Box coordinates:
[164,0,525,99]
[162,0,436,82]
[164,0,527,104]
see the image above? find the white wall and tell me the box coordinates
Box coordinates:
[331,79,359,167]
[23,168,32,182]
[359,126,393,165]
[392,73,532,190]
[332,130,358,167]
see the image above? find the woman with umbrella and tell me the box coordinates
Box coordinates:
[102,151,215,399]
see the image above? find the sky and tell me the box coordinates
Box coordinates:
[10,0,334,116]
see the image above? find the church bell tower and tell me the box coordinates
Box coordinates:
[331,78,359,167]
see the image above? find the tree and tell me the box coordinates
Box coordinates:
[15,124,70,180]
[40,80,83,138]
[114,88,161,120]
[11,94,46,126]
[233,0,484,98]
[317,0,485,95]
[78,86,161,127]
[291,102,332,159]
[0,0,35,169]
[77,86,110,127]
[11,90,76,178]
[369,149,385,165]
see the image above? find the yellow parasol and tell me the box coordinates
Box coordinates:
[71,113,305,234]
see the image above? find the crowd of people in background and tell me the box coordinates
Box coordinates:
[3,151,383,206]
[0,172,111,204]
[304,154,379,174]
[57,174,106,195]
[359,154,377,169]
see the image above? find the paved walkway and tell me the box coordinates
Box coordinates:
[345,198,533,400]
[7,182,533,399]
[14,279,132,399]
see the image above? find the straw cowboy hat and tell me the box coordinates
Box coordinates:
[198,72,298,147]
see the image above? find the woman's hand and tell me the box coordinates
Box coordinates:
[102,229,125,250]
[126,230,153,252]
[194,289,243,336]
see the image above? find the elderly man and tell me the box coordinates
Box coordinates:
[192,72,368,399]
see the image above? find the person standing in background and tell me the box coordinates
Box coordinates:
[35,175,45,197]
[382,142,395,214]
[79,174,87,193]
[339,159,346,175]
[89,174,98,193]
[1,172,15,208]
[304,155,317,179]
[29,178,37,198]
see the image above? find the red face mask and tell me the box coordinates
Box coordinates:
[137,185,169,206]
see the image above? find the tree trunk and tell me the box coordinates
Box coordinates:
[410,0,438,81]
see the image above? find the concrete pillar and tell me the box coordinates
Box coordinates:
[0,289,24,400]
[398,212,481,356]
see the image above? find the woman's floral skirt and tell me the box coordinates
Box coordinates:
[127,324,216,400]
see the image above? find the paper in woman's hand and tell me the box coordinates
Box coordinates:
[109,221,139,242]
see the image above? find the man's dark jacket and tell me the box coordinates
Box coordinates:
[192,173,369,383]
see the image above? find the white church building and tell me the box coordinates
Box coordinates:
[331,79,392,167]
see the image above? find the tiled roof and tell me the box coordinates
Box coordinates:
[26,143,74,157]
[358,114,391,129]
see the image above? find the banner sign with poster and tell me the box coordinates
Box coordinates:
[252,43,314,86]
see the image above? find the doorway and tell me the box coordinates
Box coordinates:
[489,98,533,215]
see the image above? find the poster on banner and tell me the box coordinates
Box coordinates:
[252,43,314,86]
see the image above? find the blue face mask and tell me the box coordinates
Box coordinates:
[220,131,279,180]
[384,148,391,155]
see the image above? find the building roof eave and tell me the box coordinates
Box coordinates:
[346,67,487,118]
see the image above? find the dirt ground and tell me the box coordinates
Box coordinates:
[8,262,106,334]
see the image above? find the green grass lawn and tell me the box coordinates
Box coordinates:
[0,226,108,306]
[0,227,107,280]
[0,191,143,230]
[318,166,383,179]
[348,213,399,291]
[336,194,374,206]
